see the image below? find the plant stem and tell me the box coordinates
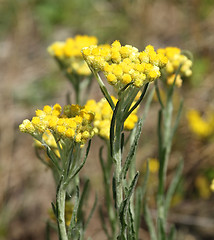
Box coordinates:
[157,84,174,229]
[57,180,68,240]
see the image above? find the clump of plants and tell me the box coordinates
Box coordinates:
[20,35,194,239]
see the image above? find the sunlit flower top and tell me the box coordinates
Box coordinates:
[157,47,192,87]
[48,35,98,76]
[187,109,214,138]
[82,40,168,90]
[85,96,139,139]
[19,103,95,145]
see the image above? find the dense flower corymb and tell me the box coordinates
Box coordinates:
[48,35,98,76]
[157,47,192,87]
[19,103,95,145]
[85,96,139,139]
[82,40,168,90]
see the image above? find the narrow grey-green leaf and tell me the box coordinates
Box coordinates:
[141,159,150,199]
[110,100,120,157]
[112,175,117,209]
[51,202,56,217]
[168,225,176,240]
[68,186,80,239]
[155,80,164,109]
[66,142,75,176]
[126,82,149,118]
[135,160,149,239]
[65,140,91,186]
[157,217,166,240]
[77,179,90,223]
[119,172,139,235]
[85,194,97,229]
[144,202,157,240]
[99,207,111,239]
[170,99,183,141]
[165,160,183,218]
[121,119,143,179]
[46,146,61,172]
[128,204,136,240]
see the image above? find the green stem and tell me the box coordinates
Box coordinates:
[157,73,178,229]
[106,143,117,237]
[56,180,68,240]
[75,82,80,105]
[113,99,125,211]
[115,143,123,210]
[129,128,137,218]
[157,98,173,226]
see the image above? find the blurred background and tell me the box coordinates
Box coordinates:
[0,0,214,239]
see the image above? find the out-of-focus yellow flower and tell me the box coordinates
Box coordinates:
[170,193,183,207]
[85,96,139,139]
[187,110,214,138]
[167,74,183,87]
[82,41,168,90]
[64,201,74,226]
[148,158,159,173]
[157,47,192,87]
[210,179,214,192]
[48,35,98,76]
[195,175,211,199]
[19,103,95,145]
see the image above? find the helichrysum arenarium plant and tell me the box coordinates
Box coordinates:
[82,40,170,239]
[19,103,96,239]
[19,35,193,240]
[48,35,98,104]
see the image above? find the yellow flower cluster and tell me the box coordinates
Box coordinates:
[19,103,95,144]
[85,96,139,139]
[82,40,168,89]
[157,47,192,87]
[48,35,98,76]
[187,110,214,138]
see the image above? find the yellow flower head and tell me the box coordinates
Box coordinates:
[167,74,183,87]
[82,41,167,90]
[19,103,95,145]
[187,109,214,138]
[157,47,193,87]
[85,96,139,139]
[48,35,98,76]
